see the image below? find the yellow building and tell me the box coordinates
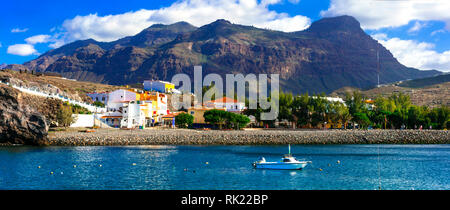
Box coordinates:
[164,82,175,93]
[135,91,169,123]
[188,107,226,124]
[143,80,175,93]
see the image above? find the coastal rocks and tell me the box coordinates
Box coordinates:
[47,128,450,146]
[0,84,48,145]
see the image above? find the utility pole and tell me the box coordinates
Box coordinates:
[377,45,380,87]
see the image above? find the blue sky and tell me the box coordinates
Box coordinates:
[1,0,450,71]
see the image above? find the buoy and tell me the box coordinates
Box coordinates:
[205,162,209,165]
[99,164,102,167]
[328,164,331,167]
[132,163,136,166]
[73,165,77,168]
[50,172,54,174]
[38,166,41,169]
[184,168,188,171]
[319,168,323,171]
[61,172,63,175]
[337,160,341,164]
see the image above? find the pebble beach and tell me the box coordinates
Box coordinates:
[46,129,450,146]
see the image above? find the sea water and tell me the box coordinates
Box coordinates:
[0,145,449,190]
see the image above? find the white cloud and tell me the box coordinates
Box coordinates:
[431,29,446,36]
[408,21,427,34]
[11,28,29,33]
[371,33,387,41]
[0,42,2,48]
[50,0,310,45]
[25,34,52,44]
[372,33,450,72]
[7,44,39,56]
[321,0,450,30]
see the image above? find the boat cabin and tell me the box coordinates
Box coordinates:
[282,155,297,163]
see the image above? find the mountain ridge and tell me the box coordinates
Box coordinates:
[18,15,441,94]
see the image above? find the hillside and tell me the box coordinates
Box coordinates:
[19,15,440,94]
[397,74,450,88]
[0,69,120,102]
[330,81,450,108]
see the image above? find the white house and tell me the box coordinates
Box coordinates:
[121,101,153,128]
[106,89,137,112]
[204,97,246,112]
[84,89,171,128]
[155,93,169,116]
[121,102,145,128]
[86,92,109,104]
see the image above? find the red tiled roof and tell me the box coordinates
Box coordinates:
[162,112,183,118]
[101,116,122,119]
[206,97,238,103]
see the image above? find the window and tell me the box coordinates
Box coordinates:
[283,158,292,163]
[190,111,195,115]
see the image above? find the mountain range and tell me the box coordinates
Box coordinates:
[10,15,441,94]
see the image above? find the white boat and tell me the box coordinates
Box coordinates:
[252,145,311,170]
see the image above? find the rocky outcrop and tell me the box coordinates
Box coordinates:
[0,84,48,145]
[3,64,30,72]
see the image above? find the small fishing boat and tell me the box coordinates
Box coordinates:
[252,144,311,170]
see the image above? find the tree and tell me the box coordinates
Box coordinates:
[56,104,76,128]
[204,109,228,129]
[175,113,194,128]
[345,91,367,115]
[310,93,329,127]
[204,109,251,130]
[328,101,350,128]
[353,112,371,129]
[93,101,105,107]
[292,93,311,127]
[278,91,294,127]
[428,106,450,129]
[229,113,250,130]
[202,84,217,101]
[407,105,426,129]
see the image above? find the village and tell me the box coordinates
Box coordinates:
[68,77,363,130]
[80,80,249,129]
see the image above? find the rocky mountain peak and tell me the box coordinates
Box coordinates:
[307,15,364,34]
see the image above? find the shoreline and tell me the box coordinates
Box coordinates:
[30,129,450,146]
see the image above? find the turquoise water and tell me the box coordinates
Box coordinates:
[0,145,449,190]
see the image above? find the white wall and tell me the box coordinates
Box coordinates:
[121,103,146,128]
[108,89,136,103]
[70,114,94,127]
[87,93,108,104]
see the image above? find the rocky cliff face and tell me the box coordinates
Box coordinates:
[22,16,440,94]
[0,84,48,145]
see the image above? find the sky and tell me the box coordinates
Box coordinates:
[1,0,450,72]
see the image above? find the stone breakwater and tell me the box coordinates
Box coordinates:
[47,129,450,146]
